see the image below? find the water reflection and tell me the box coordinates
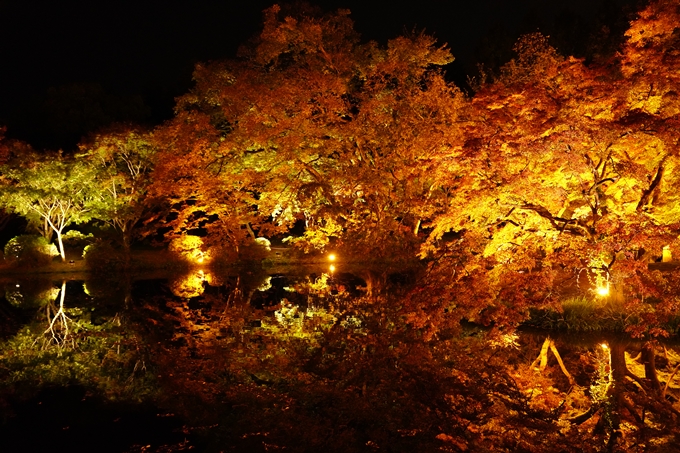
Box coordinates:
[169,269,210,298]
[1,269,679,452]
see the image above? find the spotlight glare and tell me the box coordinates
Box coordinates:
[596,285,609,296]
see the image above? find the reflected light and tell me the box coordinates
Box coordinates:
[600,343,609,350]
[170,270,209,298]
[329,264,336,273]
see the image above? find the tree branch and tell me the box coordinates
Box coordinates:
[637,161,665,211]
[521,203,591,237]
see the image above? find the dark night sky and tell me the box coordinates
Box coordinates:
[0,0,642,149]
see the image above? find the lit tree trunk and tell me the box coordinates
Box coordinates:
[532,337,552,371]
[549,340,576,386]
[34,200,70,262]
[641,342,662,394]
[245,222,256,239]
[531,337,575,385]
[44,281,71,347]
[56,230,66,262]
[603,342,626,452]
[42,217,53,241]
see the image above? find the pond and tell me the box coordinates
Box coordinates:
[1,264,679,453]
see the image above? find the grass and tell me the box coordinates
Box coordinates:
[526,296,630,332]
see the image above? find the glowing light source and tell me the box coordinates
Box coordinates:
[329,264,336,272]
[663,245,672,262]
[328,253,336,262]
[600,343,609,350]
[596,285,610,297]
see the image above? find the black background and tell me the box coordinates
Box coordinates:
[0,0,642,149]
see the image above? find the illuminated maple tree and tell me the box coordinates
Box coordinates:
[152,6,465,258]
[420,0,680,337]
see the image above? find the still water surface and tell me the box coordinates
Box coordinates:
[1,266,679,452]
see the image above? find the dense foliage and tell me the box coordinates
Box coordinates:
[2,2,680,450]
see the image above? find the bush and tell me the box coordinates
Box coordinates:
[4,280,60,308]
[62,230,95,248]
[83,241,127,270]
[3,235,58,267]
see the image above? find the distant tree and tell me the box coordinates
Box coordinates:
[80,127,157,249]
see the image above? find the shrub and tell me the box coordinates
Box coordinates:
[3,235,58,267]
[4,280,60,308]
[62,230,95,247]
[83,241,127,270]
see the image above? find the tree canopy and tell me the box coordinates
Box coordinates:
[0,0,679,334]
[3,2,680,452]
[0,152,98,261]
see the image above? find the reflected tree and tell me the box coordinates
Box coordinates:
[42,281,72,348]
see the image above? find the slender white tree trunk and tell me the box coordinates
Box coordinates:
[56,230,66,262]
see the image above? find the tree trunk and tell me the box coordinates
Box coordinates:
[44,281,70,346]
[641,342,662,394]
[122,224,131,251]
[245,223,256,239]
[663,363,680,399]
[604,342,628,451]
[56,230,66,262]
[549,341,576,386]
[43,217,54,241]
[532,337,551,371]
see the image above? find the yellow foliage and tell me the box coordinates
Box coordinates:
[170,270,208,298]
[169,235,211,263]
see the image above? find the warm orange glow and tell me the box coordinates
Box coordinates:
[329,264,336,272]
[169,236,211,265]
[596,285,610,297]
[328,253,336,262]
[663,245,672,262]
[170,270,209,298]
[600,343,609,350]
